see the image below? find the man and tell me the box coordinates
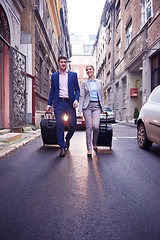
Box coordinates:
[46,55,80,157]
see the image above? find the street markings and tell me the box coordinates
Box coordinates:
[113,136,137,140]
[113,137,117,140]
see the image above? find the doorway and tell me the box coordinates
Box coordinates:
[0,5,10,129]
[0,38,3,128]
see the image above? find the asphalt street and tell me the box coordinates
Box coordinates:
[0,124,160,240]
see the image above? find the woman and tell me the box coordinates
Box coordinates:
[78,65,105,157]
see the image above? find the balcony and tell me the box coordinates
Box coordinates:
[124,30,146,68]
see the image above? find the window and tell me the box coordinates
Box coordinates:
[52,31,56,46]
[39,0,44,19]
[84,44,93,54]
[47,69,50,96]
[108,23,111,43]
[122,78,127,93]
[39,57,43,94]
[141,0,153,26]
[107,71,111,83]
[152,55,158,70]
[126,20,132,48]
[116,0,121,26]
[125,0,131,8]
[108,53,111,74]
[116,82,119,109]
[151,53,160,90]
[122,77,127,108]
[103,44,104,54]
[108,52,111,65]
[107,71,110,77]
[108,88,111,106]
[116,39,121,61]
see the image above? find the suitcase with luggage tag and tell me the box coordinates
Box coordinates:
[97,112,113,148]
[40,112,58,145]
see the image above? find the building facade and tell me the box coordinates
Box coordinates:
[59,0,72,59]
[93,0,160,121]
[0,0,26,130]
[70,34,95,88]
[0,0,71,129]
[21,0,71,126]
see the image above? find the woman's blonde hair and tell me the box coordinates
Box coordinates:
[85,65,95,71]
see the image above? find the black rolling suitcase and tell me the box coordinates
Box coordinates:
[40,112,58,145]
[97,113,113,148]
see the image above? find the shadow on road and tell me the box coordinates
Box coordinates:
[142,144,160,159]
[38,145,60,152]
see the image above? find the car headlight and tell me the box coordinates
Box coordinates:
[63,114,68,121]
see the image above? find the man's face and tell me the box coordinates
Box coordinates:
[58,59,67,71]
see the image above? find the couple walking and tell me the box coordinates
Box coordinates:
[46,55,105,157]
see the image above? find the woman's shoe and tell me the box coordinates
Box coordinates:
[93,147,98,152]
[87,153,92,158]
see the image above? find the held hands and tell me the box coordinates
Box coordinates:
[73,100,78,108]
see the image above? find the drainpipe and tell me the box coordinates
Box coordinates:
[26,73,35,125]
[111,3,115,111]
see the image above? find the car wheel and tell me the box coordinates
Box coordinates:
[137,123,153,150]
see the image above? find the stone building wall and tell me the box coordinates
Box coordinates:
[93,0,160,121]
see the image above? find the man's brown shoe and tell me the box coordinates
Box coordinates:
[59,149,66,157]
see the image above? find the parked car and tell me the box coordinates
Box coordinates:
[76,113,86,129]
[64,114,69,129]
[137,85,160,150]
[100,106,115,123]
[64,110,85,130]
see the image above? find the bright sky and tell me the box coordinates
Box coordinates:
[67,0,106,38]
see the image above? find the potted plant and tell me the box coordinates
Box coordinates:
[133,107,139,124]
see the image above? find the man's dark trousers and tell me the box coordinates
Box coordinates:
[54,99,76,149]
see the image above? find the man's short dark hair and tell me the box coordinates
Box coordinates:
[58,55,67,62]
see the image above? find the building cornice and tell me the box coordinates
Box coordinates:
[47,0,61,41]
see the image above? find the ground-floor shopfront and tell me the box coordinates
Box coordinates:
[105,39,160,122]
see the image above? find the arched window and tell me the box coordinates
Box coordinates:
[0,5,10,129]
[0,5,10,43]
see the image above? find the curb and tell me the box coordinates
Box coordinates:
[117,121,137,128]
[0,132,41,159]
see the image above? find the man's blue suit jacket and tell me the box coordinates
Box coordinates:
[48,70,80,109]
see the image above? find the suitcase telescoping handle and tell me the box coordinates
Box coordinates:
[105,112,108,127]
[45,111,52,115]
[45,111,53,119]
